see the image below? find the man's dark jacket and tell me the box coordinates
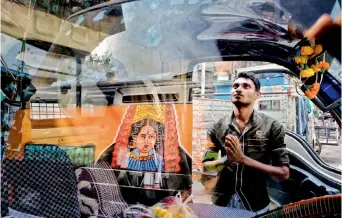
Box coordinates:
[207,111,290,212]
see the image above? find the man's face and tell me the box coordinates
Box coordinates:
[231,77,260,107]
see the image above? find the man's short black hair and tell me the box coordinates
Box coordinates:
[236,72,261,92]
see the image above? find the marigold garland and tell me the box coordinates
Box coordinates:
[293,38,330,99]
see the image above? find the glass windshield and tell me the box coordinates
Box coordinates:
[1,0,341,217]
[44,0,299,82]
[32,0,340,108]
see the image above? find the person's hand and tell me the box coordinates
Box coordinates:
[225,135,245,164]
[305,13,341,41]
[288,13,342,61]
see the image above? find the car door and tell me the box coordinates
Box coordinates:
[267,130,341,206]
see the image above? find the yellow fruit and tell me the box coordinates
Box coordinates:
[175,212,186,218]
[153,207,169,218]
[152,207,161,215]
[167,205,178,214]
[158,210,167,217]
[161,213,172,218]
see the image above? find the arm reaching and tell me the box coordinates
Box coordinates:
[242,156,289,181]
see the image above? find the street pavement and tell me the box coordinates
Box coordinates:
[320,144,342,170]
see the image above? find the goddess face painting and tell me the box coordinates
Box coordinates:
[111,105,182,173]
[131,119,160,154]
[127,119,164,172]
[135,124,156,153]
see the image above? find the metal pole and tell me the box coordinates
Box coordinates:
[201,62,206,97]
[76,55,82,116]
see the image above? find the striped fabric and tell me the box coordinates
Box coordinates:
[76,161,128,217]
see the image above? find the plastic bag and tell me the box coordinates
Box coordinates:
[123,193,197,218]
[151,193,197,218]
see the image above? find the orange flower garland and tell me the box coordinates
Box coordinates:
[305,82,320,99]
[293,38,330,99]
[317,61,330,70]
[312,44,323,57]
[294,56,308,64]
[310,64,321,73]
[300,46,314,56]
[300,68,315,78]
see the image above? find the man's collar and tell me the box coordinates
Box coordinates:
[229,110,259,127]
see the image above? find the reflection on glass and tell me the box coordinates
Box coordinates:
[1,1,341,217]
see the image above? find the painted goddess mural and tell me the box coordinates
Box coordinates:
[126,118,164,172]
[111,104,182,173]
[98,104,191,204]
